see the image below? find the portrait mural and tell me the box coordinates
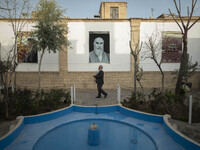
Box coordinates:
[89,32,110,63]
[162,32,182,63]
[17,32,38,63]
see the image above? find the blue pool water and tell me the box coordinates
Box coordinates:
[0,105,200,150]
[33,119,157,150]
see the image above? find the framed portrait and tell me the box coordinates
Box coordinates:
[162,32,182,63]
[89,31,110,63]
[17,32,38,63]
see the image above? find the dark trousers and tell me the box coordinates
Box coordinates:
[97,84,106,97]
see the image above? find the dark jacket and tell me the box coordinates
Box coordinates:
[94,70,104,84]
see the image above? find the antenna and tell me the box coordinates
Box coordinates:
[151,8,155,18]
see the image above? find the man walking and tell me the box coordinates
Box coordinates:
[93,65,108,98]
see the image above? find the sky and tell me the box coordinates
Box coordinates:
[30,0,200,19]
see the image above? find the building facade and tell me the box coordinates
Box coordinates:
[0,2,200,90]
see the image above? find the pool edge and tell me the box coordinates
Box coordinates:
[163,114,200,150]
[0,104,200,149]
[0,116,24,150]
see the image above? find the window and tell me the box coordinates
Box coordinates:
[162,32,182,63]
[110,7,119,19]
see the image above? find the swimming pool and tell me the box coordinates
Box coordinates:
[0,105,200,150]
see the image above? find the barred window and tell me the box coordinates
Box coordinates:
[110,7,119,19]
[162,32,182,63]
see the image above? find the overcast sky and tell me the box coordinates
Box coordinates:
[23,0,200,18]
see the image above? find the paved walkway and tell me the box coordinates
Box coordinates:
[170,119,200,144]
[74,89,131,106]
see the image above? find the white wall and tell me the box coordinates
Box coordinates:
[0,21,59,72]
[140,22,200,71]
[68,21,131,72]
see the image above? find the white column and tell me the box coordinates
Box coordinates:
[71,86,73,105]
[11,83,14,93]
[117,84,121,104]
[188,95,192,124]
[73,84,76,102]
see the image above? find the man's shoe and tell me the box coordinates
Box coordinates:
[104,93,108,98]
[96,96,101,98]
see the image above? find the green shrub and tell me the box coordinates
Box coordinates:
[0,97,5,120]
[164,90,178,104]
[39,89,70,108]
[9,88,34,116]
[0,88,70,120]
[128,91,145,108]
[148,88,164,112]
[193,99,200,123]
[179,116,188,122]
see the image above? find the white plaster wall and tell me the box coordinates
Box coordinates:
[68,22,131,72]
[0,21,59,72]
[140,22,200,71]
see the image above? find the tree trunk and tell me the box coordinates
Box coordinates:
[138,80,144,92]
[3,73,9,119]
[13,36,17,91]
[0,74,3,97]
[38,49,45,92]
[157,69,169,114]
[153,58,165,93]
[175,31,188,95]
[158,65,165,93]
[161,72,164,94]
[134,55,137,97]
[5,87,9,119]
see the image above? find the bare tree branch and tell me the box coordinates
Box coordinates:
[137,42,143,55]
[135,43,139,53]
[0,0,32,93]
[130,41,136,56]
[186,0,198,29]
[168,9,184,34]
[170,0,200,95]
[188,17,200,30]
[173,0,185,29]
[144,29,165,93]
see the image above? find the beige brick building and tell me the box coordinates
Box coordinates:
[1,2,200,91]
[99,2,127,19]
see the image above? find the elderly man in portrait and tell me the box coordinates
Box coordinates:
[89,37,110,63]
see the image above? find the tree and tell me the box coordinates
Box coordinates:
[0,0,31,118]
[144,30,171,113]
[169,0,200,95]
[0,0,32,91]
[0,50,14,118]
[33,0,69,91]
[130,41,143,96]
[136,66,144,92]
[144,30,165,93]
